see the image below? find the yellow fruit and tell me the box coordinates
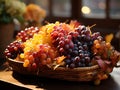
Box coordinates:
[106,42,111,48]
[95,43,101,49]
[23,59,30,67]
[94,79,101,85]
[102,74,108,79]
[94,40,99,44]
[20,53,24,59]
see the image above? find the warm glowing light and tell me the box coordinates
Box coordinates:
[81,6,91,14]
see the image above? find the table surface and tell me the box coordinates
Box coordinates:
[0,61,120,90]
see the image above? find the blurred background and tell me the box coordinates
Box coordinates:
[22,0,120,51]
[0,1,120,88]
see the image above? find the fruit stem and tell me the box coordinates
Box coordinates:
[88,24,96,29]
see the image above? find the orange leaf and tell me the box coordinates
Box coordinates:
[56,56,66,64]
[105,33,114,43]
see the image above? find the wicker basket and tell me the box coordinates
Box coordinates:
[7,50,120,84]
[8,58,110,83]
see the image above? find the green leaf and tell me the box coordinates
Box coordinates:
[0,14,13,23]
[107,49,112,59]
[15,15,25,23]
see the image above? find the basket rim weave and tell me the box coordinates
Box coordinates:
[6,51,120,82]
[8,58,100,71]
[7,58,113,82]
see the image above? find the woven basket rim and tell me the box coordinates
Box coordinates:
[8,58,23,64]
[7,58,103,82]
[6,51,120,82]
[8,58,100,71]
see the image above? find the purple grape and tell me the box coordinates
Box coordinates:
[4,41,23,59]
[69,63,75,69]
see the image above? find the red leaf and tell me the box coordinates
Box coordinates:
[96,59,108,71]
[104,60,111,65]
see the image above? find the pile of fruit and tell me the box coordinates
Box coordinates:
[4,20,120,74]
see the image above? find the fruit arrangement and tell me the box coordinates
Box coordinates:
[4,20,120,85]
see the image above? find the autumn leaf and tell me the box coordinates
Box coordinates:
[56,56,66,64]
[96,59,108,71]
[105,33,114,43]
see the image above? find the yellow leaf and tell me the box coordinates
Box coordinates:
[57,56,66,64]
[105,33,114,43]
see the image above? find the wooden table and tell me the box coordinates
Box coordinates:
[0,61,120,90]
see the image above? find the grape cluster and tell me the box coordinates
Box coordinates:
[92,39,114,60]
[6,21,117,70]
[64,26,94,68]
[22,44,58,71]
[51,24,74,55]
[16,26,39,42]
[51,24,97,68]
[4,41,23,59]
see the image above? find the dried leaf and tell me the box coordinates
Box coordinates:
[96,59,108,71]
[56,56,66,64]
[53,64,61,70]
[105,33,114,43]
[70,20,80,28]
[104,60,111,65]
